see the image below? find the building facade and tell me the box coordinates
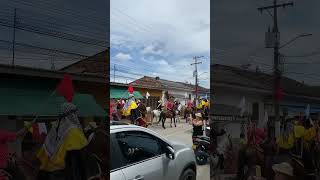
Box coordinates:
[212,64,320,138]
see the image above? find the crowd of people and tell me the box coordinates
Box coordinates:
[110,93,210,125]
[212,113,320,180]
[0,102,107,180]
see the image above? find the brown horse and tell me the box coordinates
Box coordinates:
[159,104,178,129]
[184,106,195,123]
[86,124,109,180]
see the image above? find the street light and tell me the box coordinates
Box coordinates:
[279,33,312,49]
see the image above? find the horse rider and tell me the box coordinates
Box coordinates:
[185,99,194,119]
[37,102,89,180]
[202,98,209,121]
[166,96,175,117]
[124,94,139,124]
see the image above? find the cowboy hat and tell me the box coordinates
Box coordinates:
[195,113,202,118]
[272,162,294,176]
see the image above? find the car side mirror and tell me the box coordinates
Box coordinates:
[165,146,175,160]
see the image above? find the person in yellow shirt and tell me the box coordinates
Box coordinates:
[124,94,139,124]
[37,102,88,179]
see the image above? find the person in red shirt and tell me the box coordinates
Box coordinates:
[187,100,193,109]
[166,96,175,116]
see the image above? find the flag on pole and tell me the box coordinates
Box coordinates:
[263,111,268,128]
[146,92,150,99]
[239,97,246,116]
[305,104,310,119]
[31,123,47,143]
[56,74,74,102]
[128,83,134,94]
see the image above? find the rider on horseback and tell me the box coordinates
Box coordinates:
[124,94,139,124]
[166,96,175,118]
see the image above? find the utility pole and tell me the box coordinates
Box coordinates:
[191,56,203,103]
[12,8,16,66]
[258,1,293,138]
[50,51,56,70]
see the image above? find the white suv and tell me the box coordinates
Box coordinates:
[110,123,197,180]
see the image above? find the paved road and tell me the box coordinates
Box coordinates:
[149,120,210,180]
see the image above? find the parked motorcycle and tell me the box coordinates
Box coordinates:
[192,129,211,165]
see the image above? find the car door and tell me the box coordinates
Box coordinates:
[110,134,127,180]
[113,130,175,180]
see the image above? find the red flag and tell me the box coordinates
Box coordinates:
[56,74,74,102]
[128,83,134,94]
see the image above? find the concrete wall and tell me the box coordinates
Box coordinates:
[164,90,194,105]
[135,88,162,98]
[213,87,267,138]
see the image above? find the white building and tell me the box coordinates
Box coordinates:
[212,64,320,138]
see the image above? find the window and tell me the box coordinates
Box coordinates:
[115,131,165,165]
[110,134,126,171]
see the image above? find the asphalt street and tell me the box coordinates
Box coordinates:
[149,119,210,180]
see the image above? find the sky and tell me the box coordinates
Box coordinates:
[110,0,210,88]
[212,0,320,86]
[0,0,108,69]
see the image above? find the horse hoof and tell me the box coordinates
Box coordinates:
[175,125,177,127]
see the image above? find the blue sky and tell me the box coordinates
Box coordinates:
[110,0,210,88]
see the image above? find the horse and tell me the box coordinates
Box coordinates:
[184,106,195,123]
[210,133,234,177]
[175,103,183,123]
[152,109,161,124]
[159,104,178,129]
[85,124,109,180]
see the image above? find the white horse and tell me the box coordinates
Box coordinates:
[175,104,183,122]
[152,109,161,124]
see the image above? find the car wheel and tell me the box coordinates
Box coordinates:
[179,169,196,180]
[195,151,208,165]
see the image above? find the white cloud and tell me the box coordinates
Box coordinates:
[110,0,210,56]
[110,0,210,88]
[153,59,169,65]
[141,44,163,55]
[114,52,132,61]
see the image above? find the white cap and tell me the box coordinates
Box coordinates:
[272,162,293,176]
[195,113,202,118]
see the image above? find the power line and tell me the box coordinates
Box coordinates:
[8,0,107,25]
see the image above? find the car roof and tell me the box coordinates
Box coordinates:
[110,124,172,145]
[110,121,130,126]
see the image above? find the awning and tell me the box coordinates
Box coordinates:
[0,87,105,117]
[110,87,144,99]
